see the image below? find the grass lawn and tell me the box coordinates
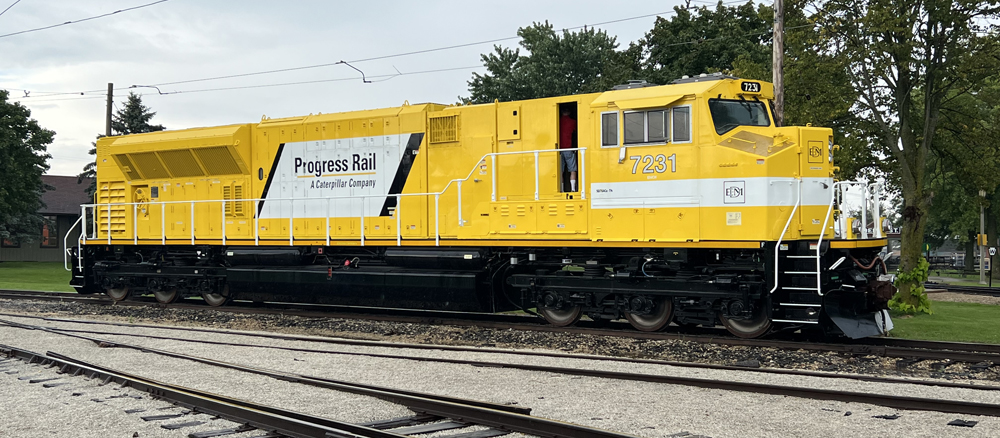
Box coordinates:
[0,262,75,292]
[890,300,1000,344]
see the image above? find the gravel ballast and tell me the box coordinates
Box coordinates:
[0,299,998,437]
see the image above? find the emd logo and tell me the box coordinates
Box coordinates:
[724,181,745,204]
[809,145,822,158]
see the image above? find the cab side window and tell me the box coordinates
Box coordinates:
[672,106,691,143]
[600,112,618,147]
[623,110,670,145]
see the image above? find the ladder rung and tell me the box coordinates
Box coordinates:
[786,255,819,259]
[778,303,822,307]
[782,286,818,291]
[783,271,818,275]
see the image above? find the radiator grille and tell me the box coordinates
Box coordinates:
[158,149,204,177]
[195,146,242,175]
[429,115,459,144]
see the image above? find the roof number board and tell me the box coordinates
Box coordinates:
[741,81,761,93]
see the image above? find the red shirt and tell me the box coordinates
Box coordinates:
[560,115,576,149]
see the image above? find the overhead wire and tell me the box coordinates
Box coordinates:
[0,0,170,39]
[0,0,22,19]
[9,1,800,101]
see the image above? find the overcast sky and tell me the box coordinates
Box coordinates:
[1,0,706,176]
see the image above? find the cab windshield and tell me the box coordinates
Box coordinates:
[709,99,771,134]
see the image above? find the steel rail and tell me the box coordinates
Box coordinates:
[7,326,1000,419]
[0,323,641,438]
[0,344,408,438]
[15,320,1000,393]
[3,291,1000,362]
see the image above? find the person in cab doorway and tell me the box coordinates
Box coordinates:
[559,107,578,192]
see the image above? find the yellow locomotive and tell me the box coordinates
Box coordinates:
[68,73,894,338]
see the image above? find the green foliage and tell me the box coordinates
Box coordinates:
[641,2,772,84]
[464,22,640,103]
[890,257,933,314]
[0,89,53,242]
[0,262,73,293]
[78,92,165,195]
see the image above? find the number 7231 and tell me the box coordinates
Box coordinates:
[630,154,677,174]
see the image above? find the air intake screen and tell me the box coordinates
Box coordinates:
[113,154,142,180]
[194,146,242,175]
[429,115,459,144]
[129,152,170,179]
[158,149,204,177]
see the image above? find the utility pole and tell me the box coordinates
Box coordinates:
[772,0,784,127]
[105,83,113,137]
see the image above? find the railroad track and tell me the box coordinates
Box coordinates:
[3,289,1000,365]
[926,282,1000,297]
[0,340,639,438]
[5,318,1000,420]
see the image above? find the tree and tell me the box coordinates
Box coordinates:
[464,22,640,103]
[641,2,772,85]
[78,92,165,195]
[0,89,53,242]
[815,0,1000,313]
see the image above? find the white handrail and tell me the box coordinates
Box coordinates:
[63,215,84,271]
[769,178,801,294]
[817,181,869,296]
[76,147,589,248]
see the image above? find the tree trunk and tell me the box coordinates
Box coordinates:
[896,191,929,305]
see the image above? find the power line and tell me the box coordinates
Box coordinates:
[0,0,170,39]
[0,0,22,19]
[148,8,691,88]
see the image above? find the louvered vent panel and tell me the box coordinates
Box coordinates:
[195,146,241,175]
[223,186,233,216]
[113,155,142,180]
[158,149,204,177]
[429,115,459,144]
[129,152,170,179]
[233,185,244,216]
[97,182,127,235]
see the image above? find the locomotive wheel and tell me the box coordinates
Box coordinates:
[153,288,179,305]
[202,284,231,307]
[626,298,674,332]
[538,306,582,327]
[720,305,772,338]
[105,286,130,302]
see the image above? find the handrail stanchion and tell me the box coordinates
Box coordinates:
[325,198,331,246]
[221,200,227,246]
[64,215,84,271]
[491,155,497,201]
[190,201,195,245]
[396,195,401,246]
[580,149,586,199]
[434,194,440,247]
[253,200,259,246]
[106,204,111,244]
[533,151,539,200]
[161,202,166,245]
[360,198,365,247]
[861,184,869,239]
[82,205,88,240]
[288,199,294,246]
[133,204,138,245]
[457,180,464,226]
[872,183,882,238]
[770,179,801,293]
[816,182,850,297]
